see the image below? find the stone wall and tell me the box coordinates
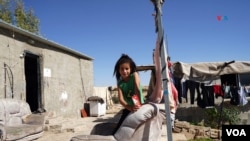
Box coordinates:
[173,120,222,140]
[175,97,250,125]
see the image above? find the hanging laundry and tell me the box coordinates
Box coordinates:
[238,86,248,106]
[213,85,224,98]
[224,85,231,98]
[230,86,239,105]
[198,83,215,108]
[245,86,250,95]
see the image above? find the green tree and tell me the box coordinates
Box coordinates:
[14,0,39,34]
[0,0,40,34]
[0,0,12,23]
[25,9,39,34]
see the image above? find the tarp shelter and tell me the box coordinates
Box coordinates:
[173,61,250,82]
[173,60,250,126]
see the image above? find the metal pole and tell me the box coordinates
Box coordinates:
[151,0,173,141]
[4,63,7,98]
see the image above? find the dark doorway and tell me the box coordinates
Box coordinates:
[24,52,42,112]
[220,74,238,87]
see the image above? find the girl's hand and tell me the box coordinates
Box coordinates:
[130,104,141,112]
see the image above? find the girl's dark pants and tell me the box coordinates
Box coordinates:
[112,108,130,135]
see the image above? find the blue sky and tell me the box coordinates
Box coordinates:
[22,0,250,86]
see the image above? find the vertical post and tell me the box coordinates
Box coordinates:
[4,63,7,98]
[151,0,173,141]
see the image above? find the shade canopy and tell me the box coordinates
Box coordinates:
[173,61,250,82]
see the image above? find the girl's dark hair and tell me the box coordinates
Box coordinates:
[113,54,137,82]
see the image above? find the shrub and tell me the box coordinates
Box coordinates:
[204,105,240,128]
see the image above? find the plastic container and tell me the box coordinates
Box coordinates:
[89,101,106,117]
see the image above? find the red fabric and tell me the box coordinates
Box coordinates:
[167,61,172,68]
[213,85,224,97]
[149,41,163,103]
[171,82,178,110]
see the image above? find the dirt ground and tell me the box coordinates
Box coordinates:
[35,113,119,141]
[34,104,187,141]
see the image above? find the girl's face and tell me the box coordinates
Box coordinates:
[119,62,131,81]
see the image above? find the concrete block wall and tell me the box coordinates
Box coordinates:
[0,26,94,118]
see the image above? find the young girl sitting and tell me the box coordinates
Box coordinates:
[112,54,145,135]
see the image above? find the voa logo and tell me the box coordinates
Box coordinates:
[226,129,246,136]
